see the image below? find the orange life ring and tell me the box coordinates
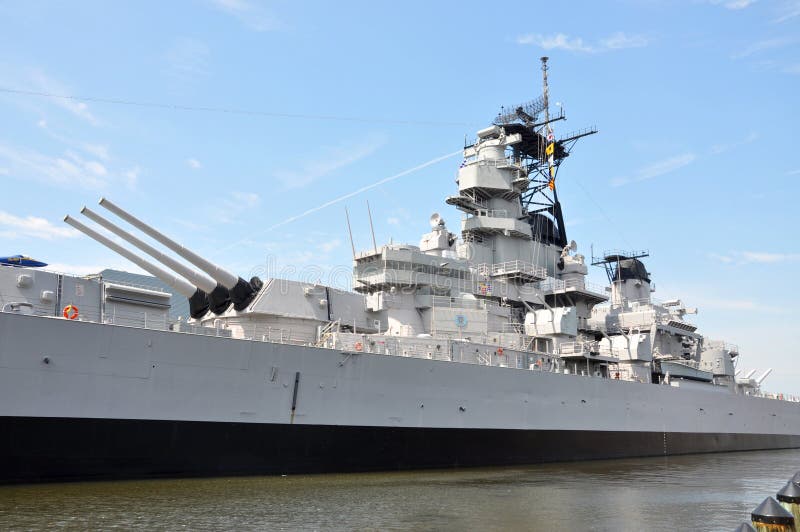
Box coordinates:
[497,347,504,355]
[63,304,79,320]
[354,342,363,352]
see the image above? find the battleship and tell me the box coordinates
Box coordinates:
[2,58,799,483]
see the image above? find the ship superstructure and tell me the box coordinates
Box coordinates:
[1,59,798,483]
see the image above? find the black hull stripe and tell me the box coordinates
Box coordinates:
[3,416,800,484]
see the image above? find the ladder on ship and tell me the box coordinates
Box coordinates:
[317,319,341,347]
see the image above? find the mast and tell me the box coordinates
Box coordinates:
[489,58,597,250]
[541,56,551,132]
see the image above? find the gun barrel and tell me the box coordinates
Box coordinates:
[756,368,773,385]
[98,197,239,289]
[64,215,198,299]
[81,207,218,294]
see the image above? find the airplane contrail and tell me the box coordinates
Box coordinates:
[221,149,462,251]
[268,150,461,231]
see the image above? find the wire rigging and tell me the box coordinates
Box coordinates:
[216,149,463,253]
[0,86,475,127]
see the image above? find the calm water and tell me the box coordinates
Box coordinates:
[1,450,798,531]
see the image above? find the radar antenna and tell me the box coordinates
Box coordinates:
[492,57,598,248]
[591,249,650,283]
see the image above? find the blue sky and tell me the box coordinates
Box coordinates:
[1,0,799,392]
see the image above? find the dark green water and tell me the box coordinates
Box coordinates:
[1,450,798,531]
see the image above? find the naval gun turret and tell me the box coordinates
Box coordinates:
[97,198,262,313]
[64,198,263,319]
[63,215,211,318]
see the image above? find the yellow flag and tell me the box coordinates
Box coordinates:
[545,142,554,156]
[548,179,555,191]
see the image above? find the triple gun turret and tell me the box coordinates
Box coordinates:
[65,198,262,319]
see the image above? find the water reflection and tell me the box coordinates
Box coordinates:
[1,450,798,531]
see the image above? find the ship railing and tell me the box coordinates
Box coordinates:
[430,295,490,310]
[538,278,608,297]
[607,296,675,310]
[485,209,508,218]
[473,158,524,171]
[598,249,650,261]
[104,307,170,330]
[476,260,547,280]
[609,297,654,309]
[0,296,174,331]
[327,332,559,372]
[462,232,486,244]
[242,324,314,346]
[501,321,524,334]
[558,341,601,356]
[103,278,169,293]
[659,357,700,369]
[473,197,489,209]
[706,339,740,355]
[753,391,800,403]
[464,209,511,220]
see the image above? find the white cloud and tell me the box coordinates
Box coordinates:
[0,142,140,191]
[774,0,800,22]
[35,118,112,161]
[0,143,108,190]
[213,191,261,223]
[230,191,260,208]
[710,131,758,154]
[708,0,757,9]
[274,135,386,189]
[387,217,400,226]
[0,211,80,240]
[690,296,788,315]
[611,153,696,187]
[28,69,99,125]
[83,143,111,161]
[211,0,282,31]
[707,252,735,264]
[599,32,650,51]
[708,251,800,264]
[187,158,202,169]
[732,37,795,58]
[319,239,341,253]
[516,32,649,54]
[64,150,107,177]
[786,169,800,175]
[165,38,210,81]
[123,166,140,189]
[516,33,593,53]
[85,160,107,176]
[741,251,800,263]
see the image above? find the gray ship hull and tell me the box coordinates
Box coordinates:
[4,417,800,483]
[2,312,800,483]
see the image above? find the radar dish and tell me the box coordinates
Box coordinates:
[493,95,545,125]
[429,213,444,228]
